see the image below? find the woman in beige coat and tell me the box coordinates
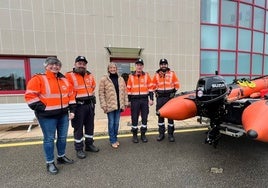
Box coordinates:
[98,63,128,148]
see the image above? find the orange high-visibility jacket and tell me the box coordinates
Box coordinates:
[65,71,96,100]
[25,70,76,117]
[152,70,180,94]
[127,71,154,99]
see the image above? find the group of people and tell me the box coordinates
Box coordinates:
[24,56,179,175]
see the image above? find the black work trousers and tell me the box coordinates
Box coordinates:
[130,98,149,129]
[71,103,95,151]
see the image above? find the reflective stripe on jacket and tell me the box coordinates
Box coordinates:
[65,71,96,100]
[127,72,153,96]
[25,70,76,116]
[152,70,180,93]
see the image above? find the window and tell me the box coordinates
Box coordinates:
[253,31,264,53]
[201,26,219,49]
[201,0,219,24]
[0,56,47,94]
[264,56,268,74]
[237,53,250,74]
[238,29,252,51]
[200,51,218,74]
[220,52,236,74]
[239,4,252,28]
[201,0,268,81]
[220,27,236,50]
[252,54,263,75]
[221,0,237,26]
[253,7,265,30]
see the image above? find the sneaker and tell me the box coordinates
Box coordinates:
[57,156,74,164]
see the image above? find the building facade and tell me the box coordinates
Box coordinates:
[2,0,268,120]
[0,0,200,119]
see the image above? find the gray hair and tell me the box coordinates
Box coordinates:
[43,57,62,67]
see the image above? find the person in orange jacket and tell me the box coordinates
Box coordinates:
[65,56,99,159]
[152,58,180,142]
[127,58,154,143]
[25,57,76,175]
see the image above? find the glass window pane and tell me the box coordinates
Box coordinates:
[265,34,268,54]
[220,27,236,50]
[201,0,219,24]
[0,59,25,90]
[241,0,252,3]
[237,53,250,74]
[220,52,236,74]
[264,56,268,74]
[266,11,268,32]
[221,0,237,26]
[252,54,263,74]
[253,31,264,53]
[222,76,235,84]
[254,0,265,7]
[200,51,218,74]
[238,29,251,51]
[239,4,252,28]
[253,7,265,30]
[201,26,219,49]
[30,58,46,76]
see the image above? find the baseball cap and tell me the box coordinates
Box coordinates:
[75,56,88,64]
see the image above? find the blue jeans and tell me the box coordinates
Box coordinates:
[38,114,69,163]
[107,110,120,144]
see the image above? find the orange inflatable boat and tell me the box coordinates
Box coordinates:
[242,100,268,142]
[157,75,268,143]
[156,91,197,120]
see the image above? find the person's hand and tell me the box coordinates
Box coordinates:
[69,112,75,120]
[103,107,108,113]
[149,100,154,106]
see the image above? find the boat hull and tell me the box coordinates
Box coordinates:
[242,100,268,142]
[157,91,197,120]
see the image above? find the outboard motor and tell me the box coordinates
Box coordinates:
[195,75,228,147]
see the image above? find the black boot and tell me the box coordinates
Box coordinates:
[85,138,100,152]
[140,127,148,143]
[85,144,99,152]
[131,128,139,143]
[168,125,175,142]
[46,162,58,175]
[156,126,165,141]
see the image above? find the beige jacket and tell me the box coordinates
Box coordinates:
[98,74,128,113]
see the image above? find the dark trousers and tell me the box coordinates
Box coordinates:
[156,96,174,125]
[71,103,95,151]
[130,98,149,129]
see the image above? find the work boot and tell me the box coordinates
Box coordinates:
[76,150,86,159]
[46,162,58,175]
[85,144,99,152]
[168,125,175,142]
[156,126,165,141]
[131,128,139,143]
[140,127,148,143]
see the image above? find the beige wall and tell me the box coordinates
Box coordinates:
[0,0,200,119]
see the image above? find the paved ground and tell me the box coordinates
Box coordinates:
[1,131,268,188]
[0,115,202,143]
